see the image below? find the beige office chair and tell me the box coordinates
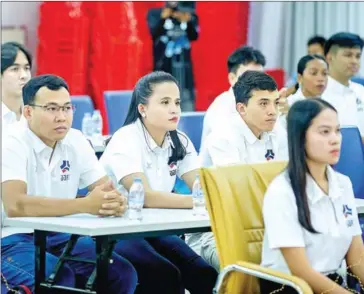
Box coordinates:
[200,161,313,294]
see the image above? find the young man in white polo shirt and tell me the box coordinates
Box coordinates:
[322,32,364,143]
[1,42,31,130]
[1,75,137,293]
[188,71,289,270]
[200,46,266,151]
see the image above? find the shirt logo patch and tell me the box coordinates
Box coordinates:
[357,97,363,112]
[265,149,275,161]
[343,204,353,217]
[60,160,70,173]
[169,162,177,176]
[60,160,71,181]
[343,204,353,227]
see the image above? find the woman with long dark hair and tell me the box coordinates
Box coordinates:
[100,71,217,294]
[260,99,364,293]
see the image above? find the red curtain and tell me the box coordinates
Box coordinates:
[191,2,250,110]
[37,2,90,95]
[37,1,250,133]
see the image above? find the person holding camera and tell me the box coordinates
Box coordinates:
[147,1,199,111]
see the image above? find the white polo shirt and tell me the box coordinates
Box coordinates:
[261,167,362,275]
[2,102,27,130]
[99,119,199,192]
[287,88,307,107]
[1,125,106,238]
[199,113,289,168]
[322,77,364,135]
[201,88,236,152]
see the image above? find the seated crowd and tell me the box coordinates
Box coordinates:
[1,31,364,294]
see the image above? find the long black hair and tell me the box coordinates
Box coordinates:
[294,54,328,91]
[107,71,187,164]
[286,98,337,233]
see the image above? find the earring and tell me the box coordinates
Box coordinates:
[141,113,146,118]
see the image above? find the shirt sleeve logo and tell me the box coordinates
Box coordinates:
[357,97,363,112]
[343,204,353,227]
[60,160,71,181]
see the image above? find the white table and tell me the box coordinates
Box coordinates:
[4,209,210,237]
[5,209,210,294]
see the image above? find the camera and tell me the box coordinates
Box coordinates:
[167,1,196,13]
[176,2,196,13]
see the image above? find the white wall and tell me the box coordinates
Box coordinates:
[248,2,364,78]
[1,1,41,73]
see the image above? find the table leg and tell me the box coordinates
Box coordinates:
[96,236,110,294]
[34,230,47,294]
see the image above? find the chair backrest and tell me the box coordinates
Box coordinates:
[104,90,133,134]
[71,95,94,131]
[352,77,364,86]
[334,126,364,199]
[178,111,205,152]
[200,161,287,293]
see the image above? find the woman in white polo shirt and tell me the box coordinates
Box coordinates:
[100,71,217,294]
[261,98,364,293]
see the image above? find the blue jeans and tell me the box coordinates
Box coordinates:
[1,233,75,293]
[114,235,218,294]
[1,233,138,294]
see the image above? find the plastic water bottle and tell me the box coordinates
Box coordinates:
[117,184,129,218]
[81,112,93,138]
[128,178,144,220]
[192,174,207,216]
[92,110,103,138]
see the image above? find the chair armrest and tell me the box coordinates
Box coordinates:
[214,260,313,294]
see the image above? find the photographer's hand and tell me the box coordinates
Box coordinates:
[161,8,173,19]
[173,11,192,22]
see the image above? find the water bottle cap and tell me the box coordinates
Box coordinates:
[94,110,101,115]
[134,177,142,183]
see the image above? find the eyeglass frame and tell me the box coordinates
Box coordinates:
[29,103,76,114]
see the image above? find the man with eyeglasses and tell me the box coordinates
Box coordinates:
[1,74,138,293]
[1,42,32,131]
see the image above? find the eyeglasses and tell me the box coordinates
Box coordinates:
[29,104,76,114]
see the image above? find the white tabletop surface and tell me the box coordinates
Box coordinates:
[4,209,210,237]
[356,198,364,214]
[4,200,364,237]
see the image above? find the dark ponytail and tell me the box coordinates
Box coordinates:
[106,71,187,163]
[286,98,337,233]
[168,130,188,165]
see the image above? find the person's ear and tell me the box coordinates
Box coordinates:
[326,51,333,63]
[228,72,237,86]
[23,105,32,120]
[236,102,247,116]
[138,104,146,118]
